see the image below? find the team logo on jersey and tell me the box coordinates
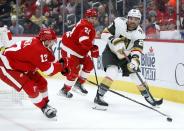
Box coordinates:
[141,46,156,80]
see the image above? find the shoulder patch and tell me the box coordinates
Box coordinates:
[138,29,143,34]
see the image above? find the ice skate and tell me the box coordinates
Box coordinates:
[58,86,73,98]
[93,93,108,111]
[41,104,57,119]
[73,81,88,95]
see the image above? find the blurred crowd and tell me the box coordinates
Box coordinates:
[0,0,184,39]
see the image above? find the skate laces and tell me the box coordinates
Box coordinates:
[47,105,57,113]
[42,105,56,115]
[99,95,106,102]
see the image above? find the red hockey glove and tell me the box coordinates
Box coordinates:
[59,57,70,76]
[91,45,99,58]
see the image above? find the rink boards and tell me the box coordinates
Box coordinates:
[9,37,184,104]
[91,39,184,104]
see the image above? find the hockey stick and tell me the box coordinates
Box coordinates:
[53,40,62,60]
[91,57,100,90]
[87,79,172,122]
[121,51,163,106]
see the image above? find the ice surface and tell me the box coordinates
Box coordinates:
[0,78,184,131]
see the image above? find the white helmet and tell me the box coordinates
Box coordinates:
[127,9,141,20]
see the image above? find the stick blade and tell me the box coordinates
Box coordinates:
[155,98,163,106]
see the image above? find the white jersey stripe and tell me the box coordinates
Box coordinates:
[79,36,89,43]
[43,63,54,75]
[65,79,76,87]
[0,66,22,89]
[61,44,84,58]
[30,93,43,104]
[41,91,48,98]
[80,70,90,79]
[0,53,12,69]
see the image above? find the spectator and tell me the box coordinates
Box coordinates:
[125,0,140,14]
[159,19,168,31]
[23,19,40,35]
[9,15,24,35]
[30,8,47,28]
[0,0,11,20]
[94,18,104,38]
[23,0,37,19]
[55,15,67,35]
[98,4,108,27]
[47,0,61,16]
[179,3,184,29]
[75,0,90,22]
[155,0,168,13]
[10,0,24,18]
[66,0,76,14]
[146,10,160,39]
[165,5,176,24]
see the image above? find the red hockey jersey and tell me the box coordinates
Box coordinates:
[61,19,96,58]
[1,37,62,75]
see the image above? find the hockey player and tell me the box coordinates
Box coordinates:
[93,9,162,109]
[0,28,70,118]
[0,26,12,51]
[58,8,99,98]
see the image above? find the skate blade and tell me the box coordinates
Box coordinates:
[57,92,73,99]
[72,88,87,96]
[43,114,58,121]
[153,104,161,108]
[92,103,107,111]
[47,116,58,121]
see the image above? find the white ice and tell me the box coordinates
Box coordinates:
[0,78,184,131]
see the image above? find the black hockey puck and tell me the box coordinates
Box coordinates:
[167,117,172,122]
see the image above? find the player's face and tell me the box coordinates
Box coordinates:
[44,40,56,50]
[127,16,140,30]
[88,17,97,25]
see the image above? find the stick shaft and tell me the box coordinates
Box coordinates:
[87,80,170,118]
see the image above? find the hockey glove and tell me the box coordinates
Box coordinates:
[59,58,70,76]
[127,58,140,72]
[91,45,99,58]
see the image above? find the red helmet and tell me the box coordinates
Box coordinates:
[37,28,57,41]
[85,8,98,17]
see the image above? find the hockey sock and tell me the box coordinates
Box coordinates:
[77,76,86,85]
[98,77,113,96]
[63,84,72,92]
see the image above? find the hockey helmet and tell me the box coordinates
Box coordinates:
[127,9,141,20]
[38,28,57,41]
[85,8,98,17]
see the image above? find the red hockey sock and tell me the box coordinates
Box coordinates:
[77,76,86,85]
[64,84,72,92]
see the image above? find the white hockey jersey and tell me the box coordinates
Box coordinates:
[101,17,145,59]
[0,26,12,49]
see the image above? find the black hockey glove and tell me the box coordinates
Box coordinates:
[59,58,70,76]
